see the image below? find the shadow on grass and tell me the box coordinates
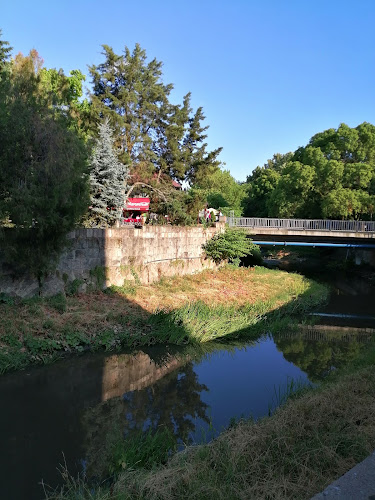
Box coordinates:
[0,267,328,499]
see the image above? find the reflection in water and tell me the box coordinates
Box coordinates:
[83,362,209,478]
[0,329,369,499]
[100,350,186,401]
[273,331,363,381]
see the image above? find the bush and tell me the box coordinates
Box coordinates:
[202,228,259,265]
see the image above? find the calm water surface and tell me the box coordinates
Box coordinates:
[0,328,367,500]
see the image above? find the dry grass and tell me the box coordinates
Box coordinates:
[0,291,147,341]
[0,266,327,373]
[110,367,375,500]
[131,266,308,313]
[0,267,310,342]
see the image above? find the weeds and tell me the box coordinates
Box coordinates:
[109,427,177,474]
[267,376,312,416]
[47,293,67,314]
[0,267,329,374]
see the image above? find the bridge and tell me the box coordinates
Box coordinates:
[227,217,375,248]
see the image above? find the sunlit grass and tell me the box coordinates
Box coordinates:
[0,266,329,373]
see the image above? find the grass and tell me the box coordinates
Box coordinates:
[47,341,375,500]
[108,427,177,474]
[0,266,329,374]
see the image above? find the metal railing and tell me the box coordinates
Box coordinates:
[228,217,375,233]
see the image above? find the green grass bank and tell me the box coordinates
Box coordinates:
[0,266,328,374]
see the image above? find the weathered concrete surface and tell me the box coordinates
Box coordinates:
[0,224,225,297]
[311,450,375,499]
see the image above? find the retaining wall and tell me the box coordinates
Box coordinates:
[0,224,225,297]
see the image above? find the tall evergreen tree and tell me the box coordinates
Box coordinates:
[88,119,129,226]
[0,29,12,68]
[88,44,221,187]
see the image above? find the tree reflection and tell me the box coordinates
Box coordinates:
[82,360,209,478]
[274,334,362,381]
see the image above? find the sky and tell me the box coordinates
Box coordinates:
[2,0,375,181]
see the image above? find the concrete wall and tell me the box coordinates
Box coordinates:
[0,224,225,298]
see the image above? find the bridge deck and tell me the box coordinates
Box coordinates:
[228,217,375,239]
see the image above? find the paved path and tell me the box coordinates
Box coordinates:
[311,451,375,499]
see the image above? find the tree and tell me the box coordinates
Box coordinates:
[196,168,246,216]
[242,167,281,217]
[88,44,221,188]
[267,162,316,218]
[321,188,364,219]
[242,123,375,220]
[0,29,12,68]
[88,119,129,226]
[0,47,89,279]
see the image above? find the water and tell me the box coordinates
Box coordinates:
[264,253,375,328]
[2,252,375,498]
[0,329,368,499]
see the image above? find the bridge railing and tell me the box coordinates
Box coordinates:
[227,217,375,233]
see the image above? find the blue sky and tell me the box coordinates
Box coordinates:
[2,0,375,181]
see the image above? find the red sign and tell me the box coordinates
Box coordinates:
[125,197,150,211]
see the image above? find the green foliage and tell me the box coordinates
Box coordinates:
[47,293,67,314]
[0,29,12,68]
[109,427,177,474]
[151,189,204,225]
[196,168,246,216]
[0,292,14,305]
[0,49,89,278]
[87,119,129,227]
[104,279,138,296]
[202,229,259,264]
[89,266,107,289]
[65,279,84,296]
[243,123,375,220]
[89,43,222,186]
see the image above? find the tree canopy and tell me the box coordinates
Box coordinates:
[0,30,227,278]
[243,124,375,220]
[88,44,222,188]
[0,42,89,278]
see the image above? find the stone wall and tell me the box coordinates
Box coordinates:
[0,223,225,297]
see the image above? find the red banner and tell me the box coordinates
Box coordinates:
[125,197,150,211]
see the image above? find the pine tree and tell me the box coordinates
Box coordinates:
[89,119,129,226]
[89,44,222,187]
[0,29,12,68]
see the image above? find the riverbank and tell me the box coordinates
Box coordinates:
[0,266,328,374]
[48,338,375,500]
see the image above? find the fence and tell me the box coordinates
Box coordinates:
[227,217,375,233]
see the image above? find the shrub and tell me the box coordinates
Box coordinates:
[203,228,259,265]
